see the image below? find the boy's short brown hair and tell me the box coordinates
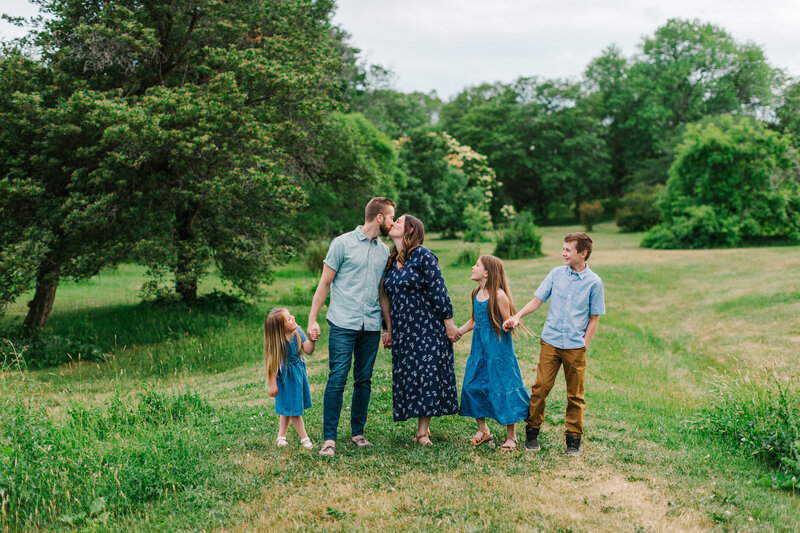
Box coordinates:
[564,232,593,260]
[365,197,396,222]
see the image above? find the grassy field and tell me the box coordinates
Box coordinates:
[1,222,799,532]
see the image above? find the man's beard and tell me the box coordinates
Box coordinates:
[379,220,391,236]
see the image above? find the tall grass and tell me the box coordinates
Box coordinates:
[0,391,263,530]
[690,372,800,491]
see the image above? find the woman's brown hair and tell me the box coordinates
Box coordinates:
[385,214,425,271]
[263,307,301,383]
[471,255,527,339]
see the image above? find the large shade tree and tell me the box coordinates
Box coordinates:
[0,0,343,333]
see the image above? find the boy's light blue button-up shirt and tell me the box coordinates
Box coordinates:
[323,226,390,331]
[534,264,605,349]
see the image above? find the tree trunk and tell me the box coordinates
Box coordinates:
[175,207,198,303]
[23,259,61,334]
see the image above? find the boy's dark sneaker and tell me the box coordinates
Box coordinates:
[565,433,581,456]
[524,426,541,451]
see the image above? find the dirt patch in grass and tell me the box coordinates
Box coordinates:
[222,457,712,532]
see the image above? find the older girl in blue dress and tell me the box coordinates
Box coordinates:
[265,307,316,449]
[456,255,530,450]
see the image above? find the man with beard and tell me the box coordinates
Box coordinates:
[307,197,396,456]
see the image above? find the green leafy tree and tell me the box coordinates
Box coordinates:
[462,204,493,242]
[440,79,609,223]
[776,78,800,144]
[586,19,779,191]
[295,112,403,238]
[643,115,800,249]
[346,65,439,137]
[0,0,343,333]
[396,130,498,238]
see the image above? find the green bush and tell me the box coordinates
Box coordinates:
[462,204,493,242]
[616,184,663,232]
[578,200,604,231]
[690,375,800,491]
[493,211,543,260]
[450,245,480,267]
[642,205,740,249]
[643,115,800,249]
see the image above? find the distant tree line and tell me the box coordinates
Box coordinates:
[1,5,799,334]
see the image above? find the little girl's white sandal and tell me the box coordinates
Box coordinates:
[276,436,288,447]
[300,437,313,449]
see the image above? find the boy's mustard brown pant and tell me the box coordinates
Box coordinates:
[526,340,586,436]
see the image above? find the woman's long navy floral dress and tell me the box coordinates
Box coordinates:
[383,246,459,422]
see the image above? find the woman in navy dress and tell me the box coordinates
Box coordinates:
[380,214,460,445]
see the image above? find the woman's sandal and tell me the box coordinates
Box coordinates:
[413,433,433,446]
[499,437,518,451]
[300,437,313,449]
[469,430,493,446]
[276,436,288,447]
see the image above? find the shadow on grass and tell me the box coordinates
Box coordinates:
[1,292,262,375]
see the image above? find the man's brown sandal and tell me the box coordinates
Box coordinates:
[499,437,518,451]
[469,430,493,446]
[350,435,372,447]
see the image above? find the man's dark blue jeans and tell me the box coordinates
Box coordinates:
[322,321,381,442]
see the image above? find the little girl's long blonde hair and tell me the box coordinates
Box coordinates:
[472,255,529,339]
[264,307,301,380]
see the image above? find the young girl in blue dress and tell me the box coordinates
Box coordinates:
[456,255,530,450]
[264,307,316,449]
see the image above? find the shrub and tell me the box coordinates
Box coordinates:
[643,115,800,249]
[641,205,740,249]
[462,204,493,242]
[689,374,800,491]
[302,239,330,273]
[493,211,543,260]
[616,184,663,232]
[578,200,604,231]
[450,245,480,267]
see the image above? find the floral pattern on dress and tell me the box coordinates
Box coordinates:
[383,246,459,421]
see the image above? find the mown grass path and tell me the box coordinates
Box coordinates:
[2,223,798,531]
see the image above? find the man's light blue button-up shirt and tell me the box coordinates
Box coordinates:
[534,264,605,349]
[323,226,390,331]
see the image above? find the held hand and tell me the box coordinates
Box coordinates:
[307,320,321,341]
[383,331,393,348]
[503,316,518,332]
[268,383,278,398]
[445,321,460,343]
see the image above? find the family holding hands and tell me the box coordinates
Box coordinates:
[263,197,605,458]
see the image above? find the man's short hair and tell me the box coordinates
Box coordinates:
[564,232,593,260]
[365,197,396,222]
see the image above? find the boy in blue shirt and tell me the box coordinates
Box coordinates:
[503,232,605,456]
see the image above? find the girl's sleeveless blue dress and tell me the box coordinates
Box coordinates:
[459,298,530,425]
[275,327,312,416]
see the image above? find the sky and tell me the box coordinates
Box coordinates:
[2,0,798,100]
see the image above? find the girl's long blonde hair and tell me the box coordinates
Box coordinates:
[264,307,301,380]
[472,255,528,339]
